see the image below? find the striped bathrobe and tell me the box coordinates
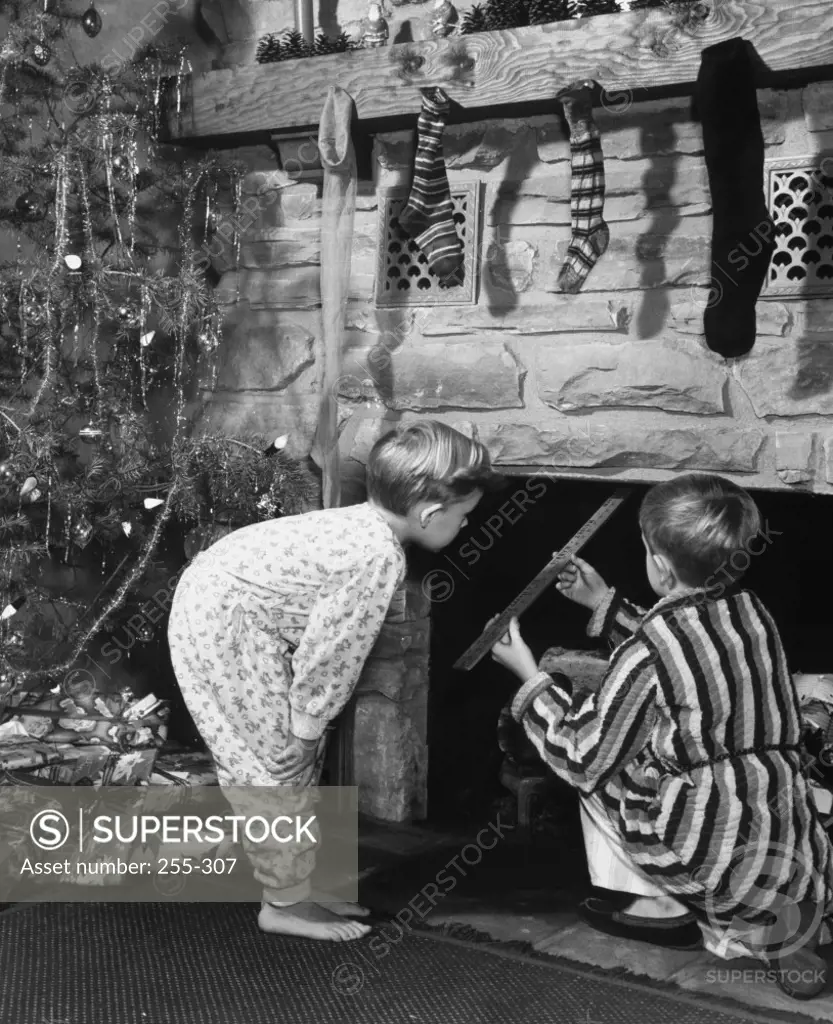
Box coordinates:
[512,586,833,931]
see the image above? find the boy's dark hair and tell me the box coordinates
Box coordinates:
[639,473,762,587]
[366,420,503,516]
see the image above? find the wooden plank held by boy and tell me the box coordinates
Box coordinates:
[453,488,632,672]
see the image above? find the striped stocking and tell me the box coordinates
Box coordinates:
[398,87,464,288]
[557,81,610,293]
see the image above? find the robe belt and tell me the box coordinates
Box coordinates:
[663,743,803,776]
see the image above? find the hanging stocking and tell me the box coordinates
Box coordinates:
[556,80,609,293]
[398,87,464,288]
[311,85,356,511]
[697,38,775,359]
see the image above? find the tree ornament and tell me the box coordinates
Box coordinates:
[31,41,51,66]
[115,304,139,325]
[81,5,103,37]
[72,515,94,549]
[432,0,459,36]
[0,461,13,483]
[78,422,104,443]
[263,434,289,458]
[112,153,130,179]
[197,329,218,354]
[15,190,45,220]
[20,476,38,500]
[1,595,26,620]
[137,623,153,642]
[361,3,389,47]
[64,254,82,272]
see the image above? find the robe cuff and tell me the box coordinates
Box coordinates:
[290,708,328,741]
[586,586,618,639]
[511,670,569,722]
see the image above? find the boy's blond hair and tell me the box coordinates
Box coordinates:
[639,473,762,587]
[366,420,502,515]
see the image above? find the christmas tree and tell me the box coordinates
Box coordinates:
[0,4,315,704]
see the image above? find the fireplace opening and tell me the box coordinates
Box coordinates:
[410,476,833,825]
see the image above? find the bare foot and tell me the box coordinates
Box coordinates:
[258,901,371,941]
[311,893,372,917]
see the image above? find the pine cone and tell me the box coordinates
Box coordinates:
[313,31,356,54]
[483,0,529,30]
[460,3,488,33]
[255,33,282,63]
[331,31,357,52]
[280,29,313,60]
[576,0,621,14]
[528,0,574,24]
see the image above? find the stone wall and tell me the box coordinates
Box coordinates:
[191,10,833,821]
[201,79,833,494]
[353,580,430,821]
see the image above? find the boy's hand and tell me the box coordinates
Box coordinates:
[272,732,320,781]
[555,555,609,610]
[490,617,539,682]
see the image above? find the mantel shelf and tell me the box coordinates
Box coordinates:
[167,0,833,142]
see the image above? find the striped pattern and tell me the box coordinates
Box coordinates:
[557,84,610,294]
[516,587,833,931]
[398,87,464,287]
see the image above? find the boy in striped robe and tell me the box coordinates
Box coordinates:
[491,473,833,1000]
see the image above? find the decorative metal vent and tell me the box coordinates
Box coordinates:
[764,157,833,296]
[375,182,480,307]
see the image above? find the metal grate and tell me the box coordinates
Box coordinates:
[375,182,480,307]
[764,156,833,296]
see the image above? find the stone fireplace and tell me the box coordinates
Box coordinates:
[187,48,833,821]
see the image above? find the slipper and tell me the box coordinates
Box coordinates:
[579,897,704,950]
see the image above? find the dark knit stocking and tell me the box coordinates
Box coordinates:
[398,87,464,288]
[556,80,609,293]
[697,38,775,359]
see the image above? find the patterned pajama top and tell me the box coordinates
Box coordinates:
[168,503,407,745]
[511,586,833,926]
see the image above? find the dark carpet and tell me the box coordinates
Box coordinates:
[0,901,817,1024]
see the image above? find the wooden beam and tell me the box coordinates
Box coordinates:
[167,0,833,141]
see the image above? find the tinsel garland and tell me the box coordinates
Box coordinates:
[0,4,317,692]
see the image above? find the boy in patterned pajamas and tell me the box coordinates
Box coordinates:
[168,420,500,942]
[491,474,833,1000]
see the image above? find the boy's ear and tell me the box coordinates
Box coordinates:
[653,552,675,586]
[419,503,444,527]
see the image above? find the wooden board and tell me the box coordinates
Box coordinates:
[453,487,631,672]
[167,0,833,141]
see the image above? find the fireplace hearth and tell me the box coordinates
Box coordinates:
[414,477,833,823]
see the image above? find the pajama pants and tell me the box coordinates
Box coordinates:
[580,791,832,958]
[167,554,329,904]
